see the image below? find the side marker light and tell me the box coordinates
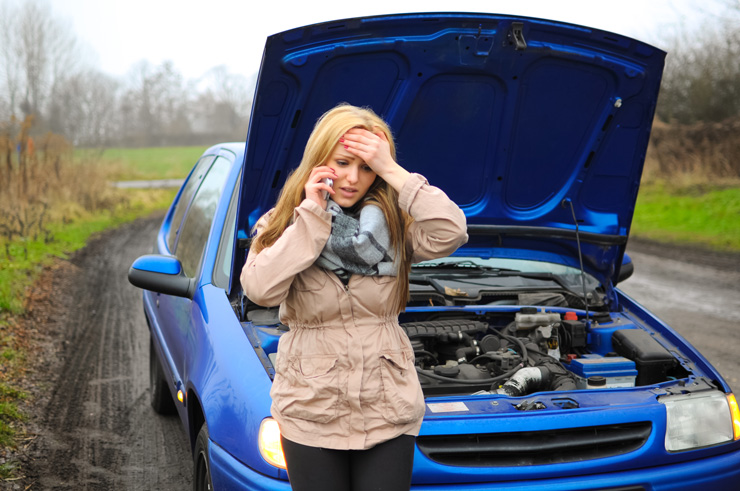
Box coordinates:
[728,394,740,440]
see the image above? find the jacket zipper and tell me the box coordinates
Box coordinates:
[344,283,355,319]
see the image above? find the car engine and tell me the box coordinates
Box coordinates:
[399,307,686,397]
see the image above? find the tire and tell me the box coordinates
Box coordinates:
[150,336,177,414]
[194,424,214,491]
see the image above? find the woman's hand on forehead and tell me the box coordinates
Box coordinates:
[341,128,394,175]
[341,128,410,192]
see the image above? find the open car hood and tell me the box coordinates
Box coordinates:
[236,12,665,292]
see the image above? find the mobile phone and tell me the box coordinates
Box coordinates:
[321,178,333,201]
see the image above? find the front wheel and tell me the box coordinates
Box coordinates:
[194,424,214,491]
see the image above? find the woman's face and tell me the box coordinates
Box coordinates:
[323,142,377,208]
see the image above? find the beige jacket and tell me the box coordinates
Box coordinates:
[241,173,468,450]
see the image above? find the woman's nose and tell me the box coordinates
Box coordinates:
[346,165,359,184]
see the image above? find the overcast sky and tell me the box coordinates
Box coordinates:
[41,0,717,81]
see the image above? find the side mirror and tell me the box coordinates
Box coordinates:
[616,253,634,284]
[128,254,194,298]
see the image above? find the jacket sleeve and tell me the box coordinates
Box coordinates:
[240,199,332,307]
[399,173,468,263]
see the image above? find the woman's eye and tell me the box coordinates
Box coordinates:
[336,160,348,166]
[362,165,373,172]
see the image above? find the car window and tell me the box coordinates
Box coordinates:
[176,156,232,277]
[213,174,240,289]
[167,155,216,252]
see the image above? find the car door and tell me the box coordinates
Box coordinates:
[155,153,233,406]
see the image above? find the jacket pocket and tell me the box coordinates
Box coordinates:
[272,354,345,424]
[379,349,425,425]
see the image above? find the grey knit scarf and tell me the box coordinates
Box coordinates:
[315,200,397,283]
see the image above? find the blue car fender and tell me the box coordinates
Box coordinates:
[186,284,280,479]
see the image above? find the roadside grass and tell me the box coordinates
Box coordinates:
[0,140,191,477]
[0,188,176,314]
[0,187,176,469]
[633,177,740,252]
[79,146,208,180]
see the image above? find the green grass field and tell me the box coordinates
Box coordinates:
[632,182,740,252]
[77,146,208,180]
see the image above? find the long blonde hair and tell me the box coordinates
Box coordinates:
[251,103,413,313]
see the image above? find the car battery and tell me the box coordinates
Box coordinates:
[568,354,637,389]
[612,329,678,386]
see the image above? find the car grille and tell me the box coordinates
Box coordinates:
[416,422,652,466]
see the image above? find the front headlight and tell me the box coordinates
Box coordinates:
[660,391,740,452]
[258,418,287,469]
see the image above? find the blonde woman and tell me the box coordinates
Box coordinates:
[241,103,468,491]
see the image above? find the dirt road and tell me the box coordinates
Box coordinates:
[13,215,740,489]
[18,214,192,490]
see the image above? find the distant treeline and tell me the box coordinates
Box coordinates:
[655,1,740,124]
[0,0,254,148]
[1,0,740,149]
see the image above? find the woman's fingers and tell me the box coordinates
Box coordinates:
[341,128,392,172]
[305,166,336,206]
[341,128,410,192]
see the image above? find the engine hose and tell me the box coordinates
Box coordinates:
[495,367,545,397]
[415,364,523,385]
[414,350,439,365]
[469,353,514,364]
[491,330,529,366]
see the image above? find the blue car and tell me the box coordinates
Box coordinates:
[128,13,740,490]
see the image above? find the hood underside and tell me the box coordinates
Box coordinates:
[237,12,665,287]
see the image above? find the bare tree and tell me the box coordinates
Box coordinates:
[202,65,254,122]
[189,66,253,139]
[47,70,119,146]
[118,60,192,145]
[0,1,23,121]
[656,0,740,122]
[0,0,83,125]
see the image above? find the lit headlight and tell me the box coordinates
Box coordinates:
[258,418,287,469]
[660,391,740,452]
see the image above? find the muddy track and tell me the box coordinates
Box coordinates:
[10,215,740,489]
[17,214,191,490]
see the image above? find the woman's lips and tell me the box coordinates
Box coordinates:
[339,187,357,198]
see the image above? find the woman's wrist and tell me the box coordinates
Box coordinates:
[378,162,411,193]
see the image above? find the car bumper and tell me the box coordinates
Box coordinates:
[410,448,740,490]
[209,440,291,491]
[208,437,740,491]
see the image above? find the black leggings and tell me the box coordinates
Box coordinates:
[281,435,415,491]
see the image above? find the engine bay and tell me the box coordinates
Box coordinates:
[245,305,690,398]
[397,308,688,397]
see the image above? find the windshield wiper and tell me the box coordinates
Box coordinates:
[412,260,519,274]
